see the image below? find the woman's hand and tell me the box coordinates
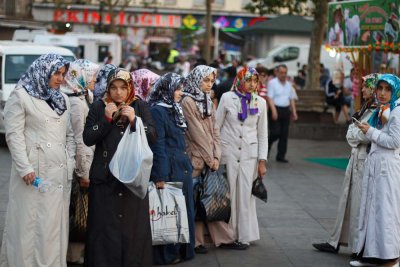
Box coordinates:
[258,160,267,178]
[105,103,118,119]
[22,172,36,185]
[121,105,136,123]
[156,181,165,189]
[211,158,219,171]
[79,178,90,188]
[358,122,370,134]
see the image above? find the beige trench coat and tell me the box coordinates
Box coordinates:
[328,109,373,252]
[182,97,221,177]
[182,96,236,247]
[216,91,268,243]
[0,87,75,267]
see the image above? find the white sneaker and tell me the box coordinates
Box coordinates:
[349,260,375,267]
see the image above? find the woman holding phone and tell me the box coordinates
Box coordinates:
[313,73,379,255]
[350,74,400,267]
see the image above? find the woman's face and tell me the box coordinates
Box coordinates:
[109,79,129,104]
[376,81,392,104]
[174,86,184,103]
[200,73,215,94]
[361,83,373,101]
[243,75,259,92]
[87,78,96,91]
[48,66,67,89]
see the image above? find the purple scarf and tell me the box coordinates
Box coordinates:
[235,90,258,121]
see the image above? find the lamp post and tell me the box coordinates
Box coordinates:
[213,22,221,61]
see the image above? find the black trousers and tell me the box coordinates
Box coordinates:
[268,106,291,160]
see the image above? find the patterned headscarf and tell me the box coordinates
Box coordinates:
[362,73,380,95]
[104,68,136,105]
[232,67,259,121]
[183,65,216,118]
[147,72,186,128]
[61,59,99,103]
[93,64,117,101]
[369,74,400,128]
[132,69,160,100]
[17,53,69,116]
[352,73,380,120]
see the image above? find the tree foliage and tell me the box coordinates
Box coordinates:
[244,0,315,16]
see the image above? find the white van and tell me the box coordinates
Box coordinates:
[247,44,353,77]
[0,41,76,134]
[13,30,122,65]
[66,32,121,65]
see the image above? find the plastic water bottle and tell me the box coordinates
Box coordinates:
[32,177,50,193]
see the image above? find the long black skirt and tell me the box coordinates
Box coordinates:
[84,178,152,267]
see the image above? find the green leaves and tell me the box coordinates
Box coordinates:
[244,0,315,16]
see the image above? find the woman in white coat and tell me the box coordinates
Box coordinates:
[61,59,99,264]
[216,67,268,246]
[0,54,75,267]
[350,74,400,267]
[312,73,379,254]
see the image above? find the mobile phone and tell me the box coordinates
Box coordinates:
[352,118,361,125]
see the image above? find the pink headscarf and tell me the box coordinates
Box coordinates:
[131,69,160,100]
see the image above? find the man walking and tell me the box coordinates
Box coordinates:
[267,64,298,163]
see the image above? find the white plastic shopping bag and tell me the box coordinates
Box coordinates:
[148,182,190,245]
[109,117,153,199]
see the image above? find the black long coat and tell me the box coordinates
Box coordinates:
[82,99,157,267]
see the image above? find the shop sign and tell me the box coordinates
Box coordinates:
[53,9,182,28]
[327,0,399,47]
[182,14,266,32]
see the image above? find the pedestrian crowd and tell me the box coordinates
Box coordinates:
[2,52,398,267]
[0,54,274,267]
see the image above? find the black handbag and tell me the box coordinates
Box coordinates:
[69,177,89,242]
[195,167,231,222]
[252,177,268,203]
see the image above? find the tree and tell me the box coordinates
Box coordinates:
[203,0,212,63]
[245,0,329,90]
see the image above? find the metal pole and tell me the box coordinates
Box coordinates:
[213,24,220,61]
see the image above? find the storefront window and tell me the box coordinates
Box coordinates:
[164,0,176,4]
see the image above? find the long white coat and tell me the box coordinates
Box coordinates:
[328,109,373,252]
[216,91,268,243]
[0,87,75,267]
[355,106,400,259]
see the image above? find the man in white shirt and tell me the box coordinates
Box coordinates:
[267,64,298,163]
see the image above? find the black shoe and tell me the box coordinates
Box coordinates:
[194,245,208,254]
[219,241,249,250]
[312,242,339,254]
[276,158,289,163]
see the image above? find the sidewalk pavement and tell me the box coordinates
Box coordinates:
[0,139,354,266]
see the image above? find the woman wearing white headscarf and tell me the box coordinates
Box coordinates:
[61,59,99,264]
[0,54,75,267]
[182,65,247,253]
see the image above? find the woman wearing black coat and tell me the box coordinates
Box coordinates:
[83,68,157,267]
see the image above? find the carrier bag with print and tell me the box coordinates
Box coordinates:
[148,182,190,245]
